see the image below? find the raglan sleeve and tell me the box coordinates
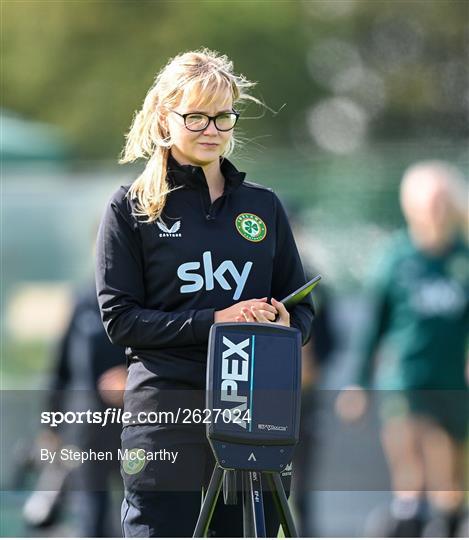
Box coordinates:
[95,188,215,349]
[271,192,315,345]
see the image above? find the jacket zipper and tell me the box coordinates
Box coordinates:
[200,188,225,222]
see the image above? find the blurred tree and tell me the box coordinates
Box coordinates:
[2,0,468,160]
[303,0,469,139]
[2,1,311,158]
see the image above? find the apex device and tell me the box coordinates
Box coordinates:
[198,277,321,537]
[206,323,302,472]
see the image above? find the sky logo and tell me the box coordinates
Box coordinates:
[177,251,252,300]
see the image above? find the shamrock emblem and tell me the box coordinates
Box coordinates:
[244,220,259,235]
[122,448,146,475]
[235,213,267,243]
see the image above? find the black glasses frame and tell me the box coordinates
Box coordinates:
[171,110,240,132]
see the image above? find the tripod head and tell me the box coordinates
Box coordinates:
[206,322,302,473]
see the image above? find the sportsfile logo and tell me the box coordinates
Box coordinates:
[156,218,182,238]
[220,336,250,430]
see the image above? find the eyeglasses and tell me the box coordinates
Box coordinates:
[171,110,240,132]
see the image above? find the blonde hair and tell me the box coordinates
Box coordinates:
[120,48,261,222]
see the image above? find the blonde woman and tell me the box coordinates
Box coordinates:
[95,49,314,537]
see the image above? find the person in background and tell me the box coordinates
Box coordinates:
[336,161,468,537]
[293,275,334,538]
[23,283,127,537]
[283,206,335,537]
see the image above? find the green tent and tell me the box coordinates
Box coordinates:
[1,109,71,163]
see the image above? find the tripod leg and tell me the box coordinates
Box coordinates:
[241,471,266,537]
[265,472,298,538]
[250,471,266,537]
[242,471,256,537]
[193,465,224,538]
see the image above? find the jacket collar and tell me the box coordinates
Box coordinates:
[166,153,246,193]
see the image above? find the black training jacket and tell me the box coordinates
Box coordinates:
[95,155,314,431]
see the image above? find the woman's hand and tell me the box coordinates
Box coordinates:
[214,297,278,324]
[236,297,290,328]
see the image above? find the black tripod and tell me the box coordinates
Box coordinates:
[199,321,304,538]
[193,465,297,537]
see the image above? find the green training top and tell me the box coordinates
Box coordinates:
[356,230,468,390]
